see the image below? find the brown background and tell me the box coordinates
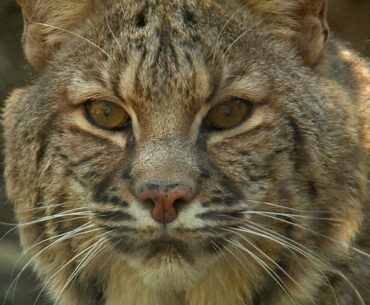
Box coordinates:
[0,0,369,304]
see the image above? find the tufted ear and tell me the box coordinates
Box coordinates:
[16,0,96,71]
[246,0,329,66]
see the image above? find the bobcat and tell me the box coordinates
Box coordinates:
[3,0,370,304]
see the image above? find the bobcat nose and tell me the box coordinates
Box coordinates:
[136,183,193,224]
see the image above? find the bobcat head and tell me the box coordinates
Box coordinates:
[3,1,369,305]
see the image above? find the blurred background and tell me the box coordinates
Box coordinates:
[0,0,369,304]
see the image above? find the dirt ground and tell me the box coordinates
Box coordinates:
[0,0,369,304]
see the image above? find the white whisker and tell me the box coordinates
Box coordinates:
[34,22,110,58]
[224,227,317,305]
[225,238,298,305]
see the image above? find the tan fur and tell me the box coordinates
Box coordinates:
[3,0,370,305]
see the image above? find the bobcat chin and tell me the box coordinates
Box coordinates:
[3,0,370,305]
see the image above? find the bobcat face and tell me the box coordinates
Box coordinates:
[38,2,289,283]
[4,0,369,304]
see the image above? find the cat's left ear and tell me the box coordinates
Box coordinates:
[295,0,329,66]
[16,0,97,72]
[247,0,329,66]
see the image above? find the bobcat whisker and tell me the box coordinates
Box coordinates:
[33,22,111,59]
[234,224,327,276]
[242,222,326,263]
[210,239,226,258]
[106,18,124,59]
[1,207,92,227]
[0,213,92,243]
[247,212,370,260]
[222,211,369,263]
[248,213,351,250]
[243,210,344,223]
[224,18,264,55]
[53,232,109,305]
[325,277,340,305]
[33,233,106,305]
[244,198,333,214]
[241,220,367,303]
[212,5,247,64]
[218,209,343,223]
[24,223,95,256]
[13,202,67,212]
[17,212,93,226]
[335,271,366,305]
[225,238,298,305]
[3,224,101,305]
[6,223,94,275]
[223,227,317,305]
[10,223,95,298]
[234,223,362,305]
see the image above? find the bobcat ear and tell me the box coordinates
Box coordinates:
[247,0,329,66]
[296,0,329,66]
[16,0,96,71]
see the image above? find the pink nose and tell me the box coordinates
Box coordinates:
[136,183,193,224]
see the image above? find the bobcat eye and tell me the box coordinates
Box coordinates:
[205,98,253,130]
[85,100,130,130]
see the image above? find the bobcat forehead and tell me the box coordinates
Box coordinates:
[4,0,370,305]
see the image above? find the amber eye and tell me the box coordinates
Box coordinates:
[205,98,253,130]
[85,100,130,130]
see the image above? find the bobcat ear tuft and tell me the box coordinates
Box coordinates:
[16,0,97,72]
[246,0,329,66]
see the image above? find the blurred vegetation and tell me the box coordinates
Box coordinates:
[0,0,369,304]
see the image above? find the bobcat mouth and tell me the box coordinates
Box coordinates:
[108,233,192,258]
[145,238,191,260]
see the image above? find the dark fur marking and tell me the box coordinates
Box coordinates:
[221,174,244,200]
[109,196,129,207]
[108,235,134,253]
[251,290,262,305]
[199,168,210,179]
[307,180,318,199]
[93,172,116,203]
[121,168,132,180]
[74,276,105,305]
[183,7,196,26]
[93,193,129,207]
[64,168,87,187]
[196,127,208,152]
[203,237,227,254]
[197,210,244,221]
[136,10,147,28]
[35,114,56,165]
[95,211,133,222]
[70,154,100,168]
[277,183,293,200]
[107,226,139,234]
[91,278,105,305]
[146,183,160,192]
[287,117,311,169]
[201,193,239,207]
[124,132,136,156]
[58,153,69,161]
[185,51,194,71]
[134,46,148,92]
[36,143,48,165]
[68,126,113,147]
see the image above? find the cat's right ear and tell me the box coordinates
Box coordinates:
[16,0,97,72]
